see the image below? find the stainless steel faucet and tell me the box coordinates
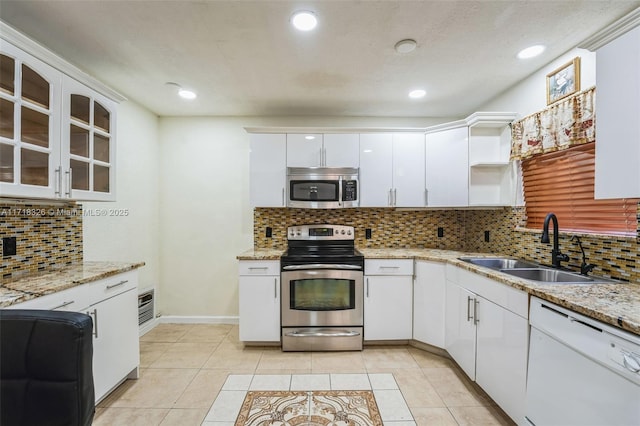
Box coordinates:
[541,213,569,268]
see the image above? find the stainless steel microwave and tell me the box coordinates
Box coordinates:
[287,167,359,208]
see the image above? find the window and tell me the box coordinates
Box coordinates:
[522,142,638,236]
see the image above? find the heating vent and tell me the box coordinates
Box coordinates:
[138,289,154,327]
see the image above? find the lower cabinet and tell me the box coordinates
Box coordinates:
[238,260,280,342]
[413,260,446,348]
[364,259,413,341]
[445,265,528,424]
[85,284,139,401]
[7,269,140,402]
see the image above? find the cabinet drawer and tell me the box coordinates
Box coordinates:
[365,259,413,275]
[8,285,88,312]
[84,271,138,306]
[239,260,280,276]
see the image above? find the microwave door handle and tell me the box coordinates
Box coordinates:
[338,176,343,206]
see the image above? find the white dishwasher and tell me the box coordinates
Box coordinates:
[526,297,640,426]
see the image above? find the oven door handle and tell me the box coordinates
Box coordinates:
[285,330,361,338]
[282,264,362,271]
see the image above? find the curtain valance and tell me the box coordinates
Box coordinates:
[511,86,595,160]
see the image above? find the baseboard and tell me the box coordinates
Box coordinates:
[157,315,239,325]
[139,318,160,336]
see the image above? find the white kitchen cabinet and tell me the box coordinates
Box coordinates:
[85,282,138,401]
[287,133,359,167]
[359,133,393,206]
[0,40,62,199]
[594,25,640,199]
[359,132,425,207]
[392,133,426,207]
[444,280,477,378]
[364,259,413,341]
[425,125,469,207]
[249,133,286,207]
[0,39,118,201]
[445,265,528,423]
[238,260,281,342]
[466,113,518,206]
[61,75,117,201]
[7,269,140,403]
[413,260,446,348]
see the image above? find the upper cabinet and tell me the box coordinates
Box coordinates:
[62,76,117,201]
[593,24,640,199]
[286,133,359,167]
[466,113,518,206]
[1,41,61,199]
[360,132,425,207]
[425,124,469,207]
[0,36,119,201]
[250,133,286,207]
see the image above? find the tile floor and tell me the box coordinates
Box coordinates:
[93,323,515,426]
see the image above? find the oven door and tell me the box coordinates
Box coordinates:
[281,267,363,328]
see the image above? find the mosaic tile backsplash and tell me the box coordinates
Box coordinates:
[1,202,83,281]
[254,206,640,284]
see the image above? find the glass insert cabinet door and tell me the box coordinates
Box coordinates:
[0,42,61,199]
[61,75,116,201]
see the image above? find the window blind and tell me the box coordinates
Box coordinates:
[522,142,638,235]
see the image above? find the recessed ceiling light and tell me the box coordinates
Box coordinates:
[395,39,417,54]
[305,135,315,140]
[178,88,197,100]
[408,89,426,99]
[517,45,545,59]
[291,11,317,31]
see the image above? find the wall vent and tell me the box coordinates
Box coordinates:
[138,289,154,327]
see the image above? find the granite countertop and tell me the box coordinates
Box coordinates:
[239,247,640,336]
[1,261,145,308]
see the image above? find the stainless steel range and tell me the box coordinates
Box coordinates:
[281,224,364,351]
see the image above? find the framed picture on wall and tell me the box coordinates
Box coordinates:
[546,57,580,105]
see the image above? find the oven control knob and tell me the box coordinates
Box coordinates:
[347,230,352,235]
[341,230,345,234]
[296,231,301,236]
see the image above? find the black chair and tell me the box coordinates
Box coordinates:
[0,309,95,426]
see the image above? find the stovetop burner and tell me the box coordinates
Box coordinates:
[281,224,364,268]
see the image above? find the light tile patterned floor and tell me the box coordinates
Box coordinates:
[203,373,409,424]
[93,323,515,426]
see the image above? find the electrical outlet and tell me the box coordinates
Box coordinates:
[484,231,490,242]
[3,237,17,256]
[365,229,372,239]
[437,227,444,238]
[265,227,272,238]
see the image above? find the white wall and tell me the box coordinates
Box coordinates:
[158,115,446,318]
[83,100,160,292]
[480,48,596,117]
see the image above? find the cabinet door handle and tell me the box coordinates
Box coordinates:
[52,300,74,310]
[425,188,429,206]
[466,296,473,322]
[393,188,397,206]
[274,278,278,299]
[282,187,285,206]
[54,167,62,196]
[106,280,128,289]
[88,309,98,338]
[474,299,480,325]
[366,278,370,298]
[388,189,392,206]
[64,168,72,197]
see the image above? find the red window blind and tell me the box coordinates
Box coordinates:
[522,142,639,235]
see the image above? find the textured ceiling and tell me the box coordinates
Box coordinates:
[1,1,638,117]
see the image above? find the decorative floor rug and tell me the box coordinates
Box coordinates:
[235,390,383,426]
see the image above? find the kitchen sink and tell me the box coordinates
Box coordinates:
[499,268,596,284]
[459,257,540,270]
